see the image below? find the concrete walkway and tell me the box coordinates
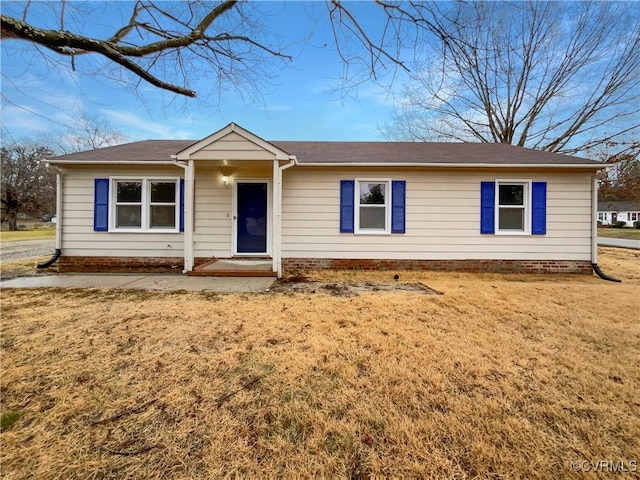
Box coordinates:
[597,237,640,249]
[0,274,275,293]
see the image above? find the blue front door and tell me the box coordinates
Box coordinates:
[236,182,268,254]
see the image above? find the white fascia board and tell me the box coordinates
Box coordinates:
[46,160,180,165]
[295,162,604,169]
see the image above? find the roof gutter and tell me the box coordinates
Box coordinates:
[285,155,298,167]
[46,160,181,165]
[45,158,604,169]
[295,162,604,169]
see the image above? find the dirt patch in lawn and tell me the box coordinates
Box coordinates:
[1,248,639,479]
[597,246,640,280]
[0,256,51,280]
[271,279,442,296]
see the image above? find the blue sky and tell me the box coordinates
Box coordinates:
[1,2,407,143]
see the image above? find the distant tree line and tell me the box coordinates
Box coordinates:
[1,144,55,231]
[597,147,640,203]
[1,111,127,230]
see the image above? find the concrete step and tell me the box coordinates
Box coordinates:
[190,258,276,277]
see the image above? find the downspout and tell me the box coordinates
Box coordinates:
[274,156,297,278]
[37,166,63,269]
[172,160,193,273]
[590,173,621,282]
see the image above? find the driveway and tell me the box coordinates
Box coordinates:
[0,239,55,261]
[597,237,640,249]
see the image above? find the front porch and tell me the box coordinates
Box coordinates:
[189,258,276,277]
[175,123,295,278]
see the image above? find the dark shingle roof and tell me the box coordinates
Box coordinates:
[49,139,602,167]
[271,141,599,165]
[598,201,640,212]
[50,140,195,162]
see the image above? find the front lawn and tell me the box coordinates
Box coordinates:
[598,227,640,240]
[0,227,55,243]
[0,256,50,280]
[1,248,638,479]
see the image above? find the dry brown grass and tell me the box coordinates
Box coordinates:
[1,248,639,479]
[0,257,51,280]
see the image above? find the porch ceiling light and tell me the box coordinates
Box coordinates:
[222,175,230,187]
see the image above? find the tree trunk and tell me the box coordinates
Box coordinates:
[5,209,18,231]
[2,195,20,231]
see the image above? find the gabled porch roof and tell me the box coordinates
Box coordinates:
[173,122,292,161]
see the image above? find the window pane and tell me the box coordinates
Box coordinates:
[116,205,141,228]
[150,182,176,203]
[117,182,142,202]
[499,184,524,206]
[498,208,524,230]
[150,205,175,228]
[360,206,385,229]
[360,183,386,205]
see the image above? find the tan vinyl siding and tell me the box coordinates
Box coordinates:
[192,165,272,258]
[61,162,594,263]
[281,167,593,261]
[190,132,276,160]
[61,166,184,257]
[192,166,232,258]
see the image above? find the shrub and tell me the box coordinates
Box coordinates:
[634,221,640,229]
[612,220,627,228]
[597,220,602,226]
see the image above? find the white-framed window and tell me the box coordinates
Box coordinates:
[630,212,638,222]
[355,179,390,234]
[495,180,531,234]
[110,177,179,232]
[598,212,605,222]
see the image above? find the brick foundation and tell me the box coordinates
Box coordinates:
[281,258,593,275]
[58,256,262,274]
[59,256,185,273]
[58,256,593,275]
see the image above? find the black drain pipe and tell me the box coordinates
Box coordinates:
[592,263,621,283]
[37,165,63,270]
[590,175,621,283]
[37,249,61,269]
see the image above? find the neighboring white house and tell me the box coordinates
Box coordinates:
[597,201,640,227]
[45,123,605,277]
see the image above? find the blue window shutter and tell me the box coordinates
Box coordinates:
[480,181,495,234]
[532,181,547,235]
[340,180,355,233]
[391,180,406,233]
[94,178,109,231]
[179,179,185,232]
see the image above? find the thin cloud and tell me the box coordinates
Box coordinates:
[1,103,57,133]
[98,109,193,139]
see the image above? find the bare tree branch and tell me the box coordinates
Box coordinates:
[383,1,640,157]
[1,1,471,110]
[1,1,296,98]
[39,109,129,155]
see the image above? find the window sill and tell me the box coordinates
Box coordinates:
[495,230,532,236]
[108,228,181,234]
[354,230,391,235]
